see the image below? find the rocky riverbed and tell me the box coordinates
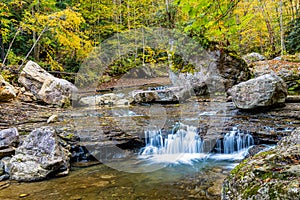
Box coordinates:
[0,57,299,199]
[0,96,299,199]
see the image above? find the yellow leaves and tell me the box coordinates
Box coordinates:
[30,8,84,32]
[43,45,63,71]
[22,6,93,62]
[0,2,12,42]
[144,47,156,63]
[54,8,84,30]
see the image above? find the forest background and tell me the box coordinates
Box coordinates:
[0,0,299,83]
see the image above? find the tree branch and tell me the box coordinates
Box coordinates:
[2,28,21,67]
[18,26,48,71]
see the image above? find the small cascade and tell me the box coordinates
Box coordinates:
[215,127,254,154]
[139,124,256,163]
[140,124,203,155]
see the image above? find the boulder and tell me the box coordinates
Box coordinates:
[177,72,209,96]
[250,60,300,91]
[133,90,162,103]
[211,50,251,91]
[0,128,19,149]
[0,128,18,160]
[242,52,266,64]
[38,78,77,106]
[78,93,130,106]
[5,127,70,181]
[228,74,287,109]
[222,128,300,200]
[175,50,250,95]
[0,75,16,102]
[18,61,78,106]
[132,87,190,103]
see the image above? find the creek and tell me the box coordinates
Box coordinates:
[0,99,299,200]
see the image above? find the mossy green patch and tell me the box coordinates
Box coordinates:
[62,98,71,108]
[64,133,74,140]
[19,131,29,136]
[242,184,260,199]
[253,149,275,159]
[230,159,248,176]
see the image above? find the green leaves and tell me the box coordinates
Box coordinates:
[286,17,300,54]
[176,0,240,47]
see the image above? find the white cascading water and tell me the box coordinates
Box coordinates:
[216,127,254,154]
[140,124,203,155]
[139,124,255,164]
[141,125,254,155]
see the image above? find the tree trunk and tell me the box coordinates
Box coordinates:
[32,1,40,61]
[258,0,276,53]
[280,0,285,56]
[0,21,5,65]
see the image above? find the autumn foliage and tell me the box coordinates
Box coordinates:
[0,0,299,79]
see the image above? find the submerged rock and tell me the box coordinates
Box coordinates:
[228,74,287,109]
[18,61,78,107]
[222,128,300,200]
[5,127,70,181]
[0,75,16,102]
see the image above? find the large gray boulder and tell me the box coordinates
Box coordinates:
[5,127,70,181]
[228,74,288,109]
[0,75,16,102]
[18,61,78,106]
[211,50,251,91]
[250,60,300,91]
[175,50,250,95]
[222,128,300,200]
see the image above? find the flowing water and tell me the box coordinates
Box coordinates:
[0,100,297,200]
[0,159,236,200]
[139,123,254,165]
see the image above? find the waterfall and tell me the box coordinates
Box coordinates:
[140,124,255,164]
[216,127,254,154]
[140,124,203,155]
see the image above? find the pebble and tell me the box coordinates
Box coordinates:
[19,193,30,198]
[47,114,58,124]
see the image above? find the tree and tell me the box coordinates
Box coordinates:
[173,0,241,49]
[286,15,300,53]
[0,2,11,65]
[21,7,93,72]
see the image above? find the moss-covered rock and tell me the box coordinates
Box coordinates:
[222,128,300,200]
